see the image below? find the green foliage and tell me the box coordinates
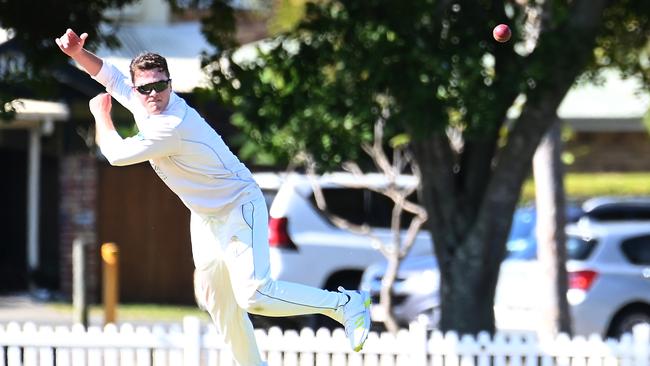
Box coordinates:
[0,0,137,118]
[206,0,524,167]
[583,0,650,89]
[201,1,650,170]
[268,0,308,35]
[205,0,649,167]
[0,0,130,57]
[197,0,239,51]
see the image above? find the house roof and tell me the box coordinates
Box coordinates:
[0,28,10,43]
[1,99,69,129]
[558,70,649,131]
[94,21,214,93]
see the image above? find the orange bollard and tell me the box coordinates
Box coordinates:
[101,242,119,325]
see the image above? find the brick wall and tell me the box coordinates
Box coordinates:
[59,154,99,302]
[566,131,650,172]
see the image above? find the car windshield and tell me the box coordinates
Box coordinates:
[506,234,598,261]
[505,204,585,260]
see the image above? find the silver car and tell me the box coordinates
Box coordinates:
[496,220,650,337]
[361,198,650,337]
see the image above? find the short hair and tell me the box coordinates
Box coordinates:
[129,52,170,82]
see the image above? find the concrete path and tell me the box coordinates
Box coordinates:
[0,292,184,327]
[0,292,82,326]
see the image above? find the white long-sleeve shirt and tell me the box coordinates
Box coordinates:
[92,60,262,215]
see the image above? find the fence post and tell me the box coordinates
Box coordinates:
[633,323,650,366]
[101,242,119,325]
[72,237,88,328]
[410,315,429,366]
[184,316,201,366]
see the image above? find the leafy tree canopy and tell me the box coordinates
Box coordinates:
[0,0,136,120]
[201,0,649,170]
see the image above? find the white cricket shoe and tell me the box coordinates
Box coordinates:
[337,286,371,352]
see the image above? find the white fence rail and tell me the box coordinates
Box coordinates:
[0,317,648,366]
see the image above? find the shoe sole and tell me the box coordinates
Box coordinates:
[354,291,372,352]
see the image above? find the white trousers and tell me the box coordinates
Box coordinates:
[191,195,346,366]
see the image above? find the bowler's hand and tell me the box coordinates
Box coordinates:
[55,28,88,57]
[89,93,112,118]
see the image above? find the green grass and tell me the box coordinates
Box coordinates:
[47,302,211,322]
[521,172,650,202]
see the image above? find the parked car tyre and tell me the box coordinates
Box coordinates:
[607,308,650,338]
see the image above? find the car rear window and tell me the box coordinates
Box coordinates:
[585,204,650,221]
[310,187,417,229]
[566,235,599,260]
[620,235,650,265]
[261,189,278,210]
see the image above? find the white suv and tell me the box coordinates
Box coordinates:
[252,171,434,328]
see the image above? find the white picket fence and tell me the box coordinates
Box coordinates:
[0,317,648,366]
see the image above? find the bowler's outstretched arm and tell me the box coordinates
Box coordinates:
[55,28,102,76]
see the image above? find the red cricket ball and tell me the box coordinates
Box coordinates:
[493,24,511,43]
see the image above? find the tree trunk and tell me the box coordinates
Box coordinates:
[533,121,572,336]
[411,91,577,335]
[409,0,607,335]
[438,235,499,333]
[411,135,516,335]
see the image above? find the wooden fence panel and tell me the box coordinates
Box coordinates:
[98,162,194,304]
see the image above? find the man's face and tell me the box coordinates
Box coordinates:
[133,69,171,115]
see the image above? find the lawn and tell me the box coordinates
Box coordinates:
[48,302,211,323]
[521,172,650,202]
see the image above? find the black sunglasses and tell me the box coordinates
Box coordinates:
[135,79,171,95]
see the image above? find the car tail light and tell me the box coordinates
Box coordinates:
[568,270,598,290]
[269,217,298,250]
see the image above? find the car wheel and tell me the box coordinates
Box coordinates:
[608,310,650,338]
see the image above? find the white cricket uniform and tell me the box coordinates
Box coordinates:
[93,61,346,366]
